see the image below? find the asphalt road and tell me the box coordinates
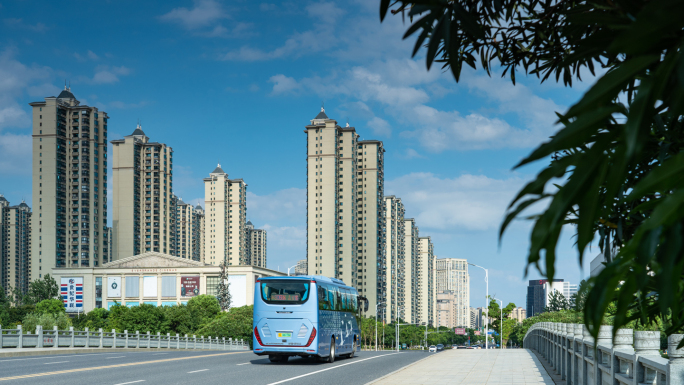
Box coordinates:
[0,349,436,385]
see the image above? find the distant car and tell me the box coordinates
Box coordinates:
[456,345,467,349]
[436,344,444,351]
[429,345,437,352]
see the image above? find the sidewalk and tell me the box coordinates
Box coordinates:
[369,349,555,385]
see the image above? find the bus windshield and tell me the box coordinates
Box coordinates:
[261,280,310,305]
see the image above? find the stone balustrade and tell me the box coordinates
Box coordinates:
[523,322,684,385]
[0,325,249,351]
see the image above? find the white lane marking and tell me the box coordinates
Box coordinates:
[152,353,168,355]
[0,353,122,363]
[106,356,127,359]
[187,369,209,373]
[43,361,69,365]
[236,362,251,365]
[113,381,145,385]
[266,353,402,385]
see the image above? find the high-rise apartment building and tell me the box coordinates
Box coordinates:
[509,307,526,323]
[416,236,435,325]
[305,108,385,316]
[105,227,112,263]
[0,196,32,293]
[245,220,267,268]
[436,291,457,328]
[357,140,385,314]
[436,258,470,328]
[29,88,109,274]
[111,126,175,259]
[403,218,418,323]
[174,197,204,262]
[383,196,405,323]
[203,164,247,266]
[295,258,308,275]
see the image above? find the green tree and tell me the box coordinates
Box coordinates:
[161,305,195,336]
[195,305,253,345]
[571,280,591,312]
[25,274,60,305]
[187,294,220,329]
[35,299,66,315]
[381,0,684,342]
[547,291,570,312]
[216,262,232,312]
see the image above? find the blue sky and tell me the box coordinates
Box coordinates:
[0,0,599,309]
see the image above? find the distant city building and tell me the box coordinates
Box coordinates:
[436,258,470,328]
[509,307,526,323]
[403,219,418,324]
[416,236,435,325]
[174,197,204,262]
[294,259,308,275]
[305,108,386,316]
[469,307,486,329]
[111,125,175,259]
[590,253,606,277]
[30,87,109,274]
[383,196,405,323]
[245,220,267,268]
[436,291,457,328]
[0,196,32,293]
[526,279,577,316]
[203,164,247,266]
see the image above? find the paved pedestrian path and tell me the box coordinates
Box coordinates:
[370,349,555,385]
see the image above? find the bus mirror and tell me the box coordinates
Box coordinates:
[364,298,369,312]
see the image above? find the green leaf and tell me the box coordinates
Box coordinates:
[379,0,391,22]
[628,152,684,199]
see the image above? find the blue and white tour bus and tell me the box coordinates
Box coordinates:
[253,275,368,363]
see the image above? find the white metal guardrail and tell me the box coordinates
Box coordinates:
[523,322,684,385]
[0,325,249,351]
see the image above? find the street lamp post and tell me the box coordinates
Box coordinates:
[493,297,503,349]
[375,302,384,351]
[395,307,405,351]
[287,264,297,276]
[468,263,489,349]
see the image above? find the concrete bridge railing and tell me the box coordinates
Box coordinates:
[523,322,684,385]
[0,325,249,351]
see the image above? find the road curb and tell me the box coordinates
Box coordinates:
[364,351,438,385]
[0,347,246,358]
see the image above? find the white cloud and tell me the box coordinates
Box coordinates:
[306,2,345,24]
[3,18,47,32]
[386,172,525,231]
[247,188,306,222]
[159,0,228,30]
[261,225,306,250]
[90,65,132,84]
[367,116,391,137]
[0,48,53,131]
[269,74,301,95]
[403,148,424,159]
[0,133,31,175]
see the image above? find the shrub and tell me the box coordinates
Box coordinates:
[161,305,195,336]
[195,305,253,345]
[73,308,109,331]
[22,312,72,333]
[107,304,170,334]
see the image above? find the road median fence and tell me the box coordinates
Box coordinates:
[523,322,684,385]
[0,325,249,351]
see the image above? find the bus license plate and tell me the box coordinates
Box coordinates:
[277,332,292,338]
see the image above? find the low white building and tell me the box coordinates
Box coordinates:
[51,252,284,313]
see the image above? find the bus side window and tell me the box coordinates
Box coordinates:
[328,285,336,310]
[343,289,351,312]
[318,286,326,310]
[352,292,358,312]
[341,289,348,311]
[336,288,342,311]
